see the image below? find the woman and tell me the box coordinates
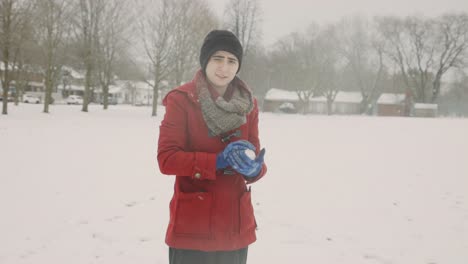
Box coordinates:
[158,30,267,264]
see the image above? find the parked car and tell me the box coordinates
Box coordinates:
[66,95,83,105]
[0,95,15,102]
[134,100,145,106]
[278,102,297,113]
[23,94,41,104]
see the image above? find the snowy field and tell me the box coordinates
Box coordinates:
[1,103,468,264]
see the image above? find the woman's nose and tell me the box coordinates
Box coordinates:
[217,60,228,70]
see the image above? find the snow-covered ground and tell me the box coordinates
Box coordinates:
[1,104,467,264]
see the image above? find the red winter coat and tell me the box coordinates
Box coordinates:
[157,72,267,251]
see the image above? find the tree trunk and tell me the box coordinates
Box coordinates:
[82,60,91,112]
[103,82,109,110]
[432,71,443,103]
[2,60,10,115]
[43,59,54,114]
[2,81,9,115]
[327,99,333,115]
[361,96,369,115]
[43,72,51,113]
[152,84,159,116]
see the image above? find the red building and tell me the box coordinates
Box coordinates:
[376,93,412,116]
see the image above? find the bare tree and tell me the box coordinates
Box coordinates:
[237,45,269,98]
[96,0,129,109]
[376,16,427,102]
[270,33,318,113]
[139,0,217,116]
[406,16,436,102]
[0,0,31,114]
[439,68,468,116]
[170,0,217,87]
[171,0,194,87]
[337,17,385,113]
[139,0,175,116]
[432,13,468,102]
[35,0,71,113]
[269,24,340,114]
[8,18,35,106]
[73,0,104,112]
[376,14,468,103]
[317,25,344,115]
[219,0,263,99]
[224,0,261,56]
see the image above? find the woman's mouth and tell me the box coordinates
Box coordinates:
[215,74,227,79]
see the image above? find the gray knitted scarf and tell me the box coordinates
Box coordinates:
[196,71,254,136]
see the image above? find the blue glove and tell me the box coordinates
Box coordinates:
[216,140,256,170]
[232,148,266,178]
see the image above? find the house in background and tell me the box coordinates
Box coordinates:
[113,80,166,106]
[333,91,363,115]
[413,103,438,117]
[55,66,87,103]
[93,84,121,104]
[376,93,412,116]
[263,88,302,113]
[1,63,45,99]
[261,88,440,118]
[308,96,327,114]
[264,88,367,115]
[264,88,366,115]
[308,91,363,115]
[59,65,168,105]
[2,64,172,106]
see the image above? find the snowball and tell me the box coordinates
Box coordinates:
[244,149,256,160]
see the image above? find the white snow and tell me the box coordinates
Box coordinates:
[265,89,363,104]
[66,84,85,91]
[334,91,363,103]
[377,93,406,104]
[115,80,155,91]
[62,66,85,80]
[265,88,301,101]
[104,85,122,94]
[245,149,256,160]
[414,103,438,110]
[0,62,16,71]
[1,104,468,264]
[309,95,327,102]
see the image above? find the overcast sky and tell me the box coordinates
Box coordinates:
[208,0,468,47]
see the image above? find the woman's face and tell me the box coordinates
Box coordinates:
[205,50,239,91]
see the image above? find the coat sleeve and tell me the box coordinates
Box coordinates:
[157,91,217,181]
[245,99,267,184]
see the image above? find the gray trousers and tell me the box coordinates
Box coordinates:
[169,247,248,264]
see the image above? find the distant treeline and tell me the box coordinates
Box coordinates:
[1,0,467,116]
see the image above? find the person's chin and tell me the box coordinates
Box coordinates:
[213,82,226,88]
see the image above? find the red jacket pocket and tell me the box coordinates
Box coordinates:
[174,192,213,238]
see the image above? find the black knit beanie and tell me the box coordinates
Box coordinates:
[199,30,243,74]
